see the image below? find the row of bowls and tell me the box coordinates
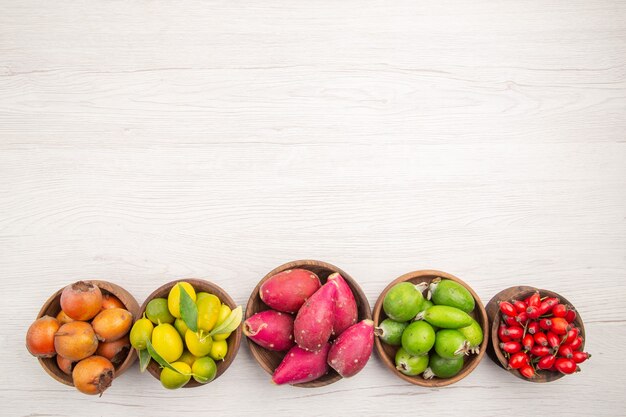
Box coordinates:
[34,259,585,389]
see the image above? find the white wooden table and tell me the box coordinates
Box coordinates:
[1,1,625,415]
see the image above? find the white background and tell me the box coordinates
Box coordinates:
[1,1,625,416]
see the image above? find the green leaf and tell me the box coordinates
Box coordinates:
[138,348,151,373]
[146,339,183,375]
[179,284,198,332]
[210,305,242,336]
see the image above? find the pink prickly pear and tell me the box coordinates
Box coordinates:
[294,279,337,351]
[272,343,331,385]
[260,269,321,313]
[327,272,357,336]
[327,320,374,378]
[243,310,295,351]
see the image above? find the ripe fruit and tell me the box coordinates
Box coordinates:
[565,309,577,323]
[533,332,548,347]
[160,361,191,389]
[423,352,464,379]
[192,356,217,384]
[375,319,409,346]
[537,354,556,370]
[26,316,60,358]
[457,319,484,353]
[60,281,103,321]
[177,350,198,367]
[519,365,535,379]
[508,352,529,369]
[525,292,540,308]
[197,293,221,332]
[401,321,435,356]
[56,310,74,325]
[552,304,567,318]
[429,278,475,313]
[530,345,551,357]
[57,355,74,375]
[92,308,133,342]
[527,321,540,335]
[101,293,125,310]
[95,336,130,364]
[558,344,574,359]
[129,316,154,350]
[503,326,523,340]
[512,300,527,313]
[570,336,583,351]
[54,321,99,361]
[145,298,175,325]
[522,334,534,351]
[209,339,228,361]
[539,318,552,331]
[259,269,321,313]
[572,351,591,364]
[383,282,424,322]
[500,341,522,354]
[550,317,570,335]
[72,355,114,395]
[546,331,561,348]
[434,329,469,359]
[418,305,472,329]
[213,304,232,341]
[151,323,183,363]
[168,282,196,319]
[185,329,213,357]
[499,301,516,316]
[554,357,578,374]
[395,348,429,376]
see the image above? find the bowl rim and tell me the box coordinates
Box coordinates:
[139,278,242,388]
[35,280,140,387]
[485,285,586,383]
[373,269,488,387]
[245,259,372,388]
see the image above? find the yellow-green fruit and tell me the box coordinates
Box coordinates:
[185,329,213,357]
[209,340,228,360]
[178,350,199,367]
[145,298,175,325]
[130,316,154,350]
[174,318,189,339]
[196,292,211,303]
[197,294,221,332]
[213,304,232,341]
[168,282,196,319]
[152,323,183,363]
[192,356,217,384]
[160,361,191,389]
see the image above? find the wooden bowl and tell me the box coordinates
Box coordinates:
[141,279,242,388]
[245,259,372,388]
[485,285,586,383]
[373,270,488,387]
[35,280,140,386]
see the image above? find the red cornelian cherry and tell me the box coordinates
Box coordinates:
[539,318,552,331]
[504,315,517,327]
[550,317,570,335]
[552,304,567,318]
[522,334,534,351]
[516,312,529,324]
[526,306,541,320]
[512,300,527,314]
[500,341,522,354]
[537,354,556,370]
[546,331,561,348]
[527,321,540,335]
[565,309,577,323]
[498,323,511,342]
[525,292,541,308]
[519,365,535,379]
[558,344,574,358]
[572,351,591,364]
[554,357,578,374]
[500,301,516,317]
[566,328,580,344]
[504,326,524,340]
[533,332,548,347]
[508,352,529,369]
[570,336,583,351]
[530,345,551,357]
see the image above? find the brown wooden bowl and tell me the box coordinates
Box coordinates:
[485,285,586,383]
[35,280,140,386]
[141,279,242,388]
[245,259,372,388]
[373,270,488,387]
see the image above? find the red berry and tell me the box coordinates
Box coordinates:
[550,317,570,335]
[525,292,541,308]
[546,331,561,348]
[522,334,534,351]
[537,354,556,370]
[570,336,583,351]
[558,344,574,358]
[526,306,541,320]
[508,352,529,369]
[533,332,548,347]
[504,326,524,340]
[530,345,551,357]
[552,304,567,318]
[519,365,535,379]
[499,301,517,317]
[539,318,552,331]
[554,357,578,374]
[503,315,517,327]
[572,351,591,364]
[500,341,522,354]
[566,328,580,344]
[516,312,529,324]
[498,323,511,342]
[565,309,577,323]
[512,300,527,314]
[527,321,540,335]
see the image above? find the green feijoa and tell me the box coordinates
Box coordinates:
[434,329,469,359]
[395,348,429,376]
[424,352,464,379]
[401,321,435,356]
[418,300,434,314]
[375,319,408,346]
[458,319,483,353]
[419,305,473,329]
[383,282,425,322]
[429,278,475,313]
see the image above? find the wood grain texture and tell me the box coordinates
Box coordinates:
[0,0,625,416]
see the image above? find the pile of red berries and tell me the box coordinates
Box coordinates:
[497,292,590,379]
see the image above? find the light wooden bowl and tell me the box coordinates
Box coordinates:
[373,270,488,387]
[485,285,586,383]
[245,260,372,388]
[141,279,242,388]
[36,280,140,386]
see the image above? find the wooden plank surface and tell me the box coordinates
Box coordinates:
[1,1,625,415]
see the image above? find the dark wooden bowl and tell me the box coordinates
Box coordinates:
[141,279,242,388]
[36,280,140,386]
[373,270,488,387]
[485,286,586,383]
[245,260,372,388]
